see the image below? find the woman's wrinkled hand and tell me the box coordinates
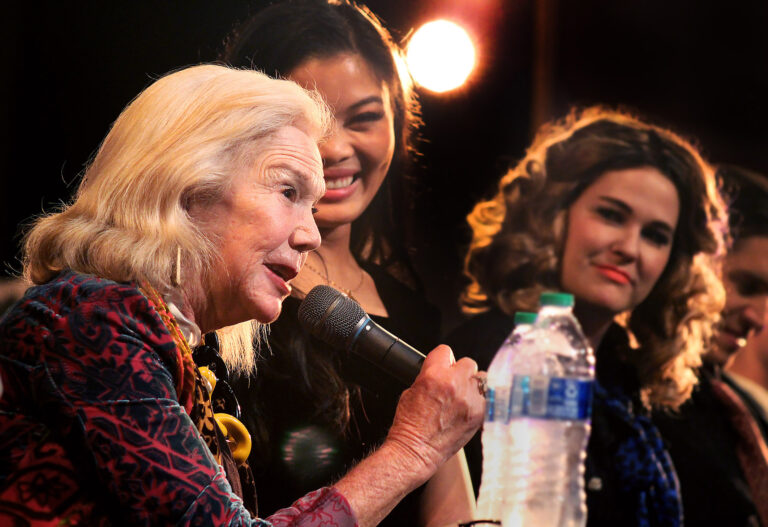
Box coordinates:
[385,345,485,481]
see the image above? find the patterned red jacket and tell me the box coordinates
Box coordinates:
[0,271,357,526]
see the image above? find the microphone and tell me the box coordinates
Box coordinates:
[298,285,426,385]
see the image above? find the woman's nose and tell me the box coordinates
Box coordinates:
[291,209,322,253]
[611,227,640,261]
[320,124,354,165]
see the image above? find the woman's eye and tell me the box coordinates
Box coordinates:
[348,111,384,127]
[282,187,297,201]
[642,228,671,247]
[312,207,319,215]
[596,207,624,223]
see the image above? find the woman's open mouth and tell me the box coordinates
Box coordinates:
[322,173,360,201]
[264,263,295,295]
[325,176,355,189]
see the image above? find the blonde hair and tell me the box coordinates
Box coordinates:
[23,64,332,373]
[463,107,728,408]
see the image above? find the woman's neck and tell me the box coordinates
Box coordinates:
[177,277,212,335]
[573,303,614,350]
[292,221,362,297]
[294,221,388,316]
[315,222,357,269]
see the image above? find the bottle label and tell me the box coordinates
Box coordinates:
[485,387,496,422]
[485,386,511,422]
[509,375,593,420]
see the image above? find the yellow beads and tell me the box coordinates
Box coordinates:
[198,366,217,392]
[214,413,252,464]
[198,365,252,464]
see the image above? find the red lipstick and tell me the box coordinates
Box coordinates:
[595,265,631,285]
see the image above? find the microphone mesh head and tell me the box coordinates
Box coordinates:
[298,285,367,350]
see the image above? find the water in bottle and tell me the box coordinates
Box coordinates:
[475,311,537,522]
[503,292,594,527]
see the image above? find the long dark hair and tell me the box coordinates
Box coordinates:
[463,107,728,407]
[223,0,423,455]
[222,0,420,278]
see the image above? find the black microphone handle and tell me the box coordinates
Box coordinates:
[352,317,426,385]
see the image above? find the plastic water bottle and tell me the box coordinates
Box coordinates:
[476,311,537,522]
[503,292,594,527]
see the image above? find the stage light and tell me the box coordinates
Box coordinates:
[406,20,476,93]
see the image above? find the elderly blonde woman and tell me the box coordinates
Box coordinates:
[0,65,484,526]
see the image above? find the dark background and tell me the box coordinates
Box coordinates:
[3,0,767,333]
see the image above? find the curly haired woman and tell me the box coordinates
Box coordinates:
[448,107,727,527]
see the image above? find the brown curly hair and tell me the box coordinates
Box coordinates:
[462,107,728,408]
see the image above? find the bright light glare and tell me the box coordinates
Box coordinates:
[406,20,476,93]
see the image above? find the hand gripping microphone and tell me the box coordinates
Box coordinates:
[297,285,426,385]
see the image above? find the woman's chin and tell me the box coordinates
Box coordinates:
[314,192,376,229]
[260,306,284,324]
[247,297,285,325]
[315,208,366,230]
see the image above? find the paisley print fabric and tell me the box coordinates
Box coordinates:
[0,271,357,526]
[138,282,223,466]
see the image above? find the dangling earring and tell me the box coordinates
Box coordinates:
[171,246,182,287]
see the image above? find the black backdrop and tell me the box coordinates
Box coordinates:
[3,0,767,332]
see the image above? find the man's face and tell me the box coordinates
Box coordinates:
[713,236,768,363]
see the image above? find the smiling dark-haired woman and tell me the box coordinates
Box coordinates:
[222,1,475,526]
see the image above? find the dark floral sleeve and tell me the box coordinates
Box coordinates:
[0,273,357,526]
